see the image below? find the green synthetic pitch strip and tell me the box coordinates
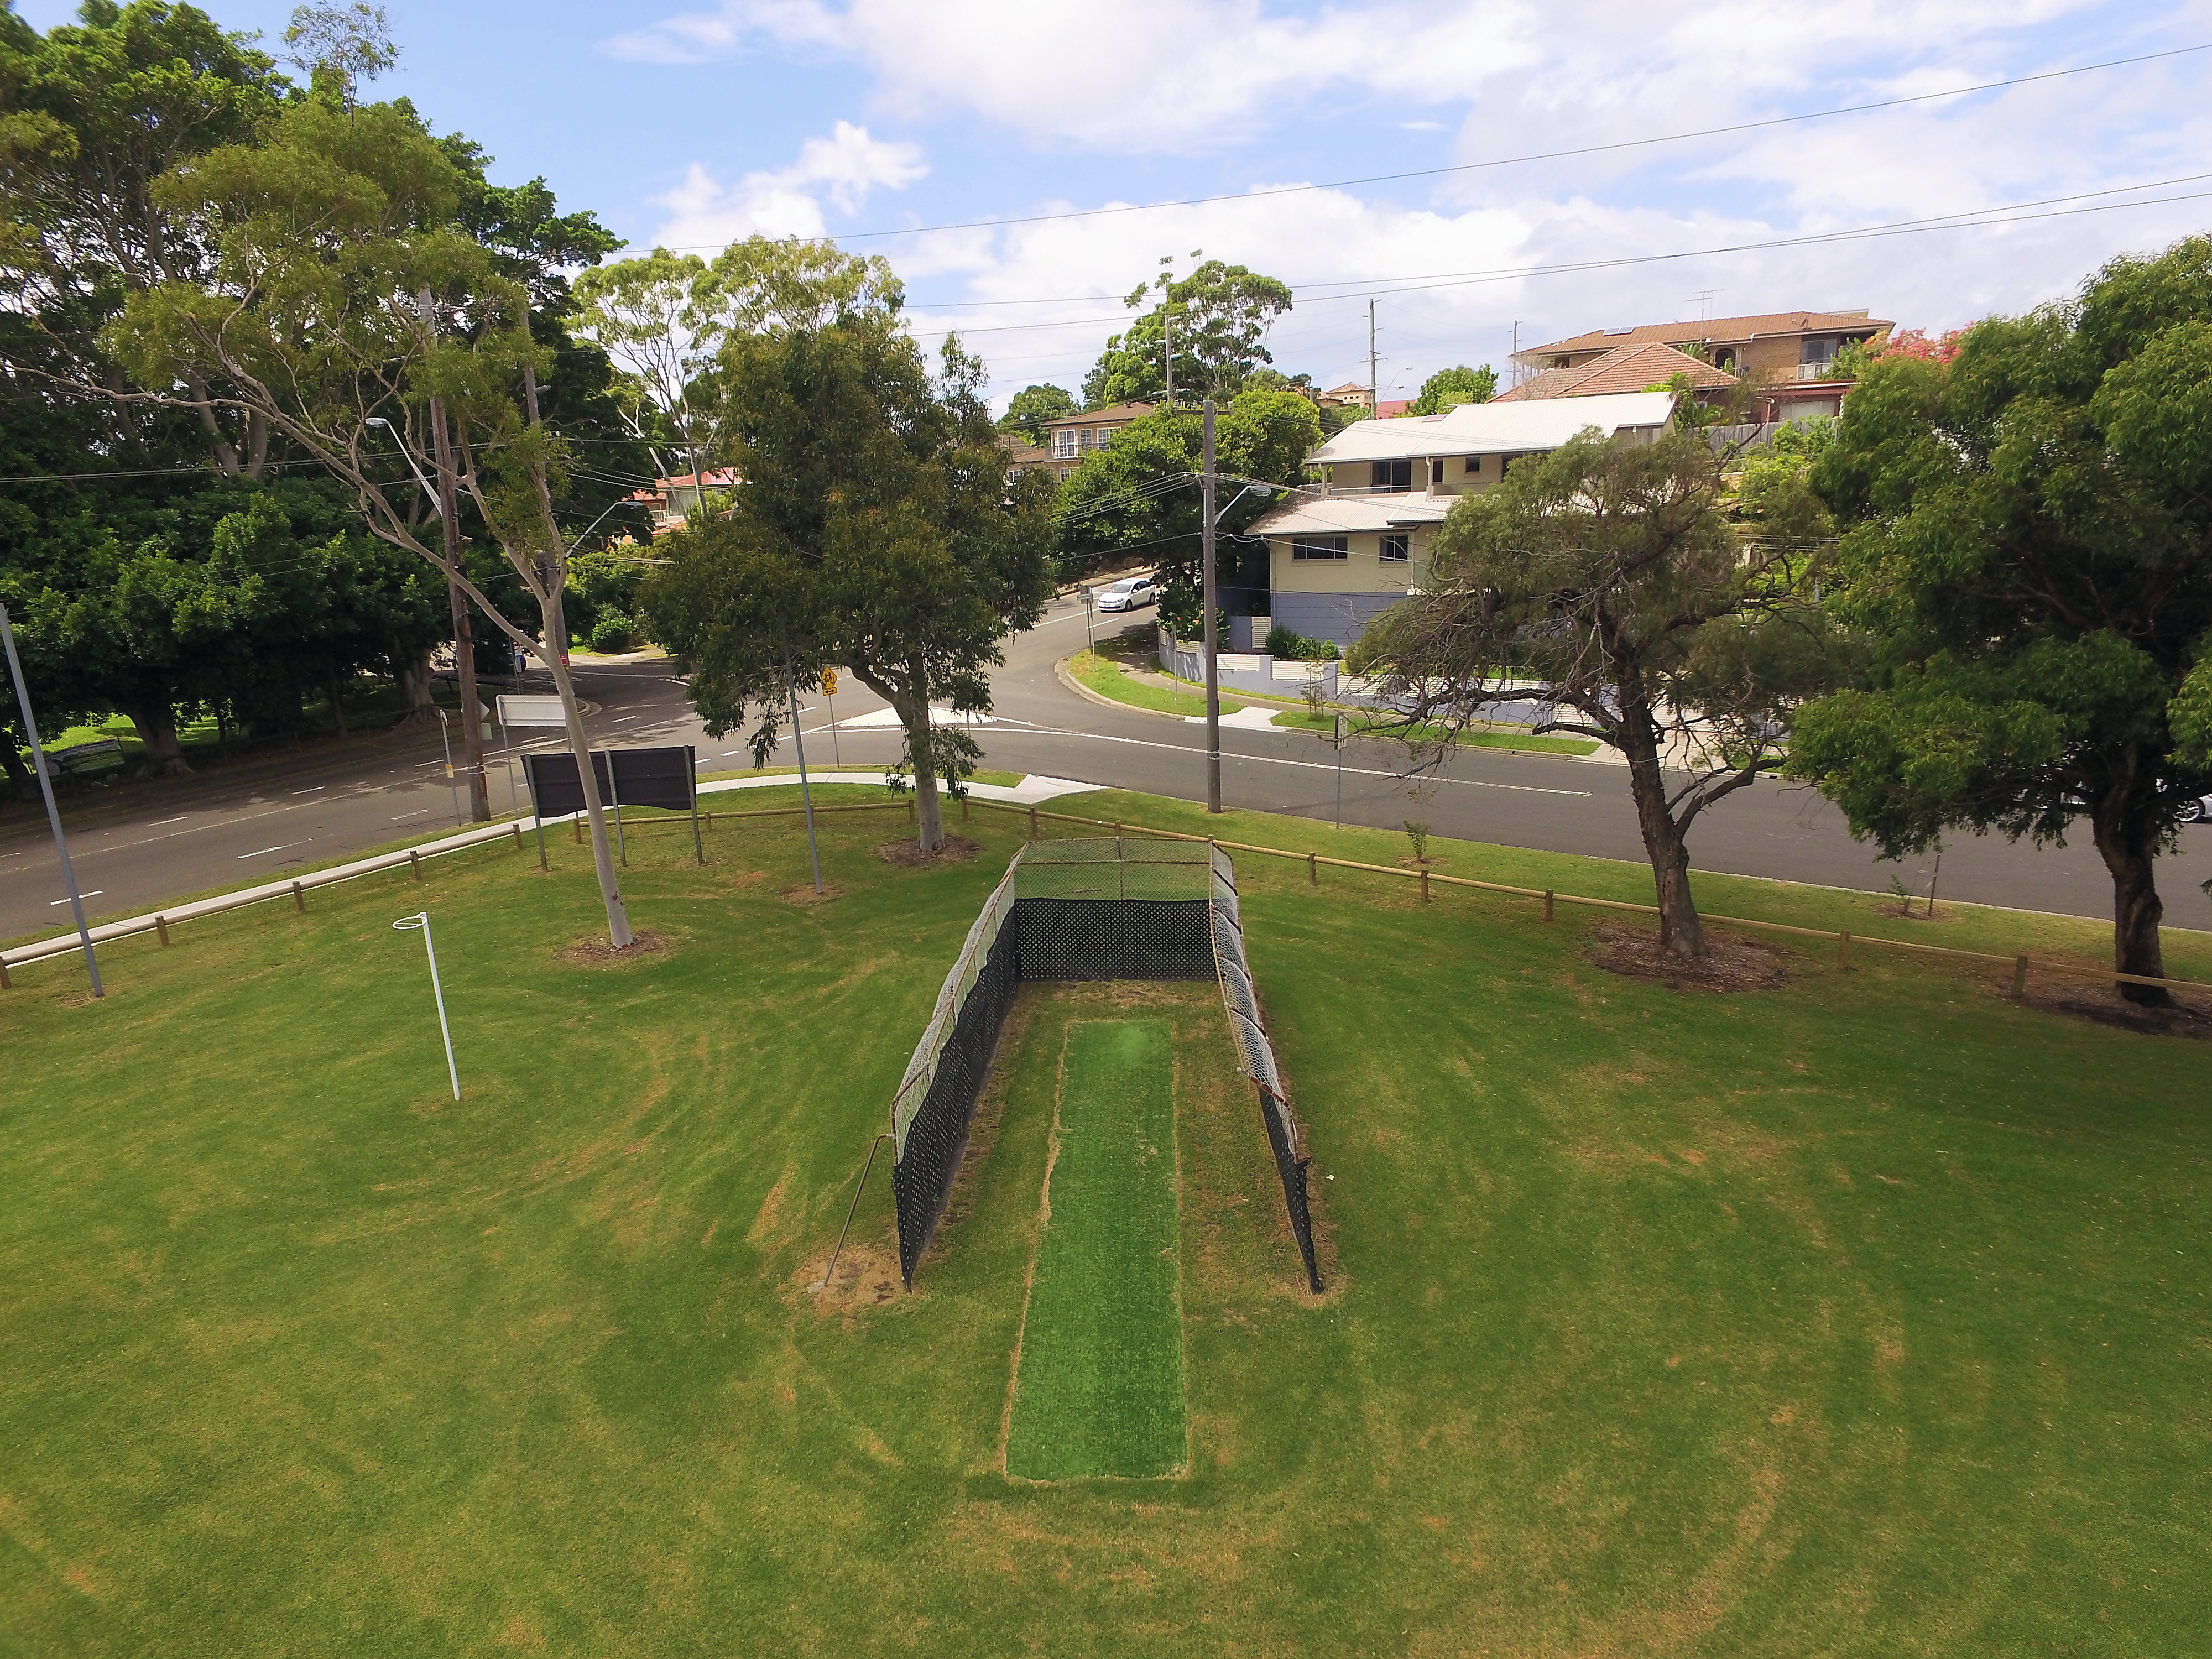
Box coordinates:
[1004,1019,1187,1480]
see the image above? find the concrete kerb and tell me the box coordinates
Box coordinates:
[0,773,1106,973]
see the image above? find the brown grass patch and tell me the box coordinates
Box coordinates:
[1587,921,1788,992]
[2012,972,2212,1040]
[557,927,670,966]
[780,881,844,906]
[802,1237,904,1314]
[877,832,982,868]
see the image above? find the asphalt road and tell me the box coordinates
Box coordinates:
[6,592,2211,943]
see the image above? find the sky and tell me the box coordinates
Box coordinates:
[22,0,2212,410]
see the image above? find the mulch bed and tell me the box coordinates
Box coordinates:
[558,927,670,966]
[781,881,844,906]
[877,833,982,868]
[1586,921,1790,992]
[2014,974,2212,1040]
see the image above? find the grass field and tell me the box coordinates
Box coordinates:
[2,787,2209,1654]
[1004,1019,1185,1481]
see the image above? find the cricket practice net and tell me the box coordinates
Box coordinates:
[886,837,1321,1292]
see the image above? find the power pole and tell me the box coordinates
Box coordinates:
[1,602,101,996]
[1164,295,1173,411]
[429,392,491,822]
[1202,398,1221,814]
[1368,298,1379,417]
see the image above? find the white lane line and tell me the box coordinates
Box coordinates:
[238,840,310,860]
[147,815,189,826]
[613,716,643,723]
[291,784,327,795]
[391,808,430,822]
[49,890,103,905]
[982,721,1592,798]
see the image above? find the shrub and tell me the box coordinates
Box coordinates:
[1265,624,1335,661]
[590,613,635,654]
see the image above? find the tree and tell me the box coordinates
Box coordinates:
[1055,388,1320,623]
[997,383,1075,445]
[1352,429,1837,959]
[572,248,716,486]
[1412,364,1497,414]
[106,93,639,945]
[641,307,1056,855]
[281,3,395,112]
[1084,259,1293,408]
[1787,238,2212,1004]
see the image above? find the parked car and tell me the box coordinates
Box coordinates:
[2183,794,2212,823]
[1094,575,1157,613]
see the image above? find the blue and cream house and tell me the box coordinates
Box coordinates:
[1247,392,1676,648]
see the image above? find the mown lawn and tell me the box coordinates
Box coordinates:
[1,787,2206,1656]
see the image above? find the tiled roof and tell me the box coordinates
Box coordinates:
[1493,341,1735,403]
[1525,310,1892,357]
[1042,401,1157,427]
[1375,399,1413,419]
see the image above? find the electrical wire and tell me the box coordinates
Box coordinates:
[649,41,2212,253]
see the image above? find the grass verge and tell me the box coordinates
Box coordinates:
[1005,1019,1185,1480]
[1267,706,1601,755]
[1069,648,1244,717]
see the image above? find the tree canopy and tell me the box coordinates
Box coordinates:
[1083,260,1292,408]
[997,383,1076,445]
[644,311,1057,854]
[1787,236,2212,1001]
[1411,364,1498,414]
[1353,427,1837,958]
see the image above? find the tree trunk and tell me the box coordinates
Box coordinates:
[125,702,191,776]
[327,665,349,736]
[1,732,33,795]
[2092,802,2169,1009]
[902,694,945,853]
[1616,696,1705,959]
[395,651,439,723]
[447,591,492,822]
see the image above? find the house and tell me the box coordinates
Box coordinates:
[1317,382,1374,414]
[1493,340,1735,405]
[1248,390,1676,648]
[1036,401,1158,481]
[1511,309,1893,423]
[999,432,1052,479]
[637,468,739,528]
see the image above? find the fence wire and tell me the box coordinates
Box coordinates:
[885,837,1321,1292]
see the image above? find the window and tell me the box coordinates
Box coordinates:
[1463,455,1483,477]
[1371,458,1412,492]
[1291,535,1349,561]
[1052,429,1078,460]
[1380,534,1410,564]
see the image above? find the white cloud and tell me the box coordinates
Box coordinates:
[607,0,1521,150]
[648,120,925,248]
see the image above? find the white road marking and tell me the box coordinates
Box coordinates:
[392,809,430,821]
[238,841,310,859]
[291,784,327,795]
[147,815,188,826]
[49,891,102,905]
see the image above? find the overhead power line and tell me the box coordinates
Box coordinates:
[651,42,2210,255]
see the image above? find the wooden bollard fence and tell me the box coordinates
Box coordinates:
[2013,954,2030,997]
[511,823,523,851]
[155,915,170,947]
[1420,867,1431,904]
[573,816,582,843]
[1838,931,1850,968]
[409,848,424,881]
[1,958,10,990]
[1542,889,1554,923]
[291,880,305,915]
[1308,851,1318,886]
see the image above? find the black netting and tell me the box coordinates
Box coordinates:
[1258,1087,1323,1293]
[891,919,1019,1286]
[888,838,1321,1292]
[1014,898,1214,980]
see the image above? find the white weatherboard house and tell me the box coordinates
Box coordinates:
[1248,391,1676,648]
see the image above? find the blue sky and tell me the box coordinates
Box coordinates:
[23,0,2212,408]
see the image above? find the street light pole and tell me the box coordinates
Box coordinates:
[0,602,102,997]
[1202,398,1222,814]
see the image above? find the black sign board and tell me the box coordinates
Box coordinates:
[522,745,696,816]
[520,745,702,867]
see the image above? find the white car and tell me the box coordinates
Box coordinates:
[1094,576,1157,613]
[2183,794,2212,824]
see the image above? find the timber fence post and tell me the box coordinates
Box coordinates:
[1543,889,1554,923]
[511,823,523,852]
[1,959,9,990]
[1308,851,1317,886]
[1838,931,1850,969]
[409,849,423,881]
[2013,954,2030,997]
[291,881,305,915]
[155,915,169,947]
[1420,868,1431,905]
